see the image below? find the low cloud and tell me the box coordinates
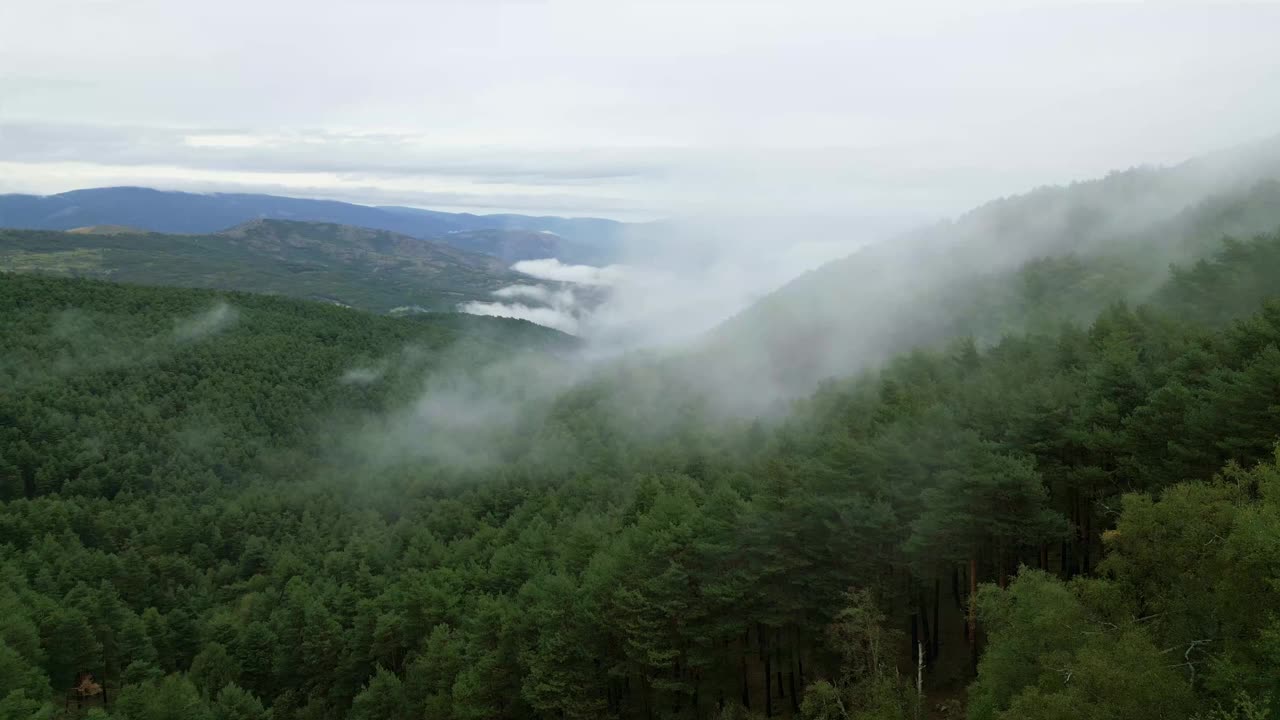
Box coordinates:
[340,346,585,470]
[459,214,904,352]
[459,299,581,335]
[511,258,626,286]
[459,263,624,336]
[3,302,241,390]
[492,284,574,304]
[174,302,238,342]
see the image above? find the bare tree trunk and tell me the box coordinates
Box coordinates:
[932,578,941,661]
[916,642,924,720]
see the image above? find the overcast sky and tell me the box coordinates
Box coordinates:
[2,0,1279,219]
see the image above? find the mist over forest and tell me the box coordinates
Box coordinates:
[5,2,1280,720]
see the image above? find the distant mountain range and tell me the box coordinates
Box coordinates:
[0,219,526,313]
[0,187,629,265]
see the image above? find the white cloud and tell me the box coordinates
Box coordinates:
[458,301,581,335]
[1,2,1278,218]
[173,302,237,342]
[492,284,572,304]
[512,259,626,286]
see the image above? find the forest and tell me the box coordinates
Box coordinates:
[3,226,1280,720]
[0,220,520,314]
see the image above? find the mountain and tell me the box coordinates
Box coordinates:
[0,186,629,264]
[0,218,526,313]
[9,150,1280,720]
[700,139,1280,406]
[0,271,572,494]
[6,208,1280,720]
[437,228,562,264]
[66,224,148,235]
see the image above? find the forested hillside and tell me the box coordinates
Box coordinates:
[707,171,1280,405]
[0,220,525,313]
[0,275,571,497]
[3,219,1280,720]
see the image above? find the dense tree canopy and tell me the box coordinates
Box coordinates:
[2,229,1280,719]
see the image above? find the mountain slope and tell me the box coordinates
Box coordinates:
[702,140,1280,404]
[0,272,571,498]
[437,228,561,264]
[0,219,525,312]
[5,218,1280,720]
[0,186,628,263]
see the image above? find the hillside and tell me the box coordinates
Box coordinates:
[0,273,571,496]
[0,187,628,264]
[4,228,1280,720]
[66,225,148,235]
[5,145,1280,720]
[438,228,562,264]
[704,147,1280,404]
[0,219,526,313]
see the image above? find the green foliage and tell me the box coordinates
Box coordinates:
[2,228,1280,719]
[0,688,54,720]
[189,644,239,698]
[349,667,408,720]
[905,433,1066,566]
[0,640,51,716]
[800,590,911,720]
[973,448,1280,719]
[1198,693,1274,720]
[211,683,268,720]
[0,219,521,313]
[970,571,1193,720]
[113,674,213,720]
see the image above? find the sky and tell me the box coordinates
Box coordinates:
[3,0,1280,221]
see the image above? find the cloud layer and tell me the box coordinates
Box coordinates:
[3,2,1279,218]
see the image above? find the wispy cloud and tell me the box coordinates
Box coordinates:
[511,259,626,286]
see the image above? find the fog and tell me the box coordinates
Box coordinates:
[416,136,1280,452]
[1,302,241,391]
[462,131,1280,355]
[6,1,1280,468]
[458,211,926,356]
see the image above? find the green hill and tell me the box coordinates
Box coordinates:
[3,231,1280,720]
[0,273,571,498]
[703,168,1280,405]
[437,228,562,263]
[5,145,1280,720]
[0,219,523,313]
